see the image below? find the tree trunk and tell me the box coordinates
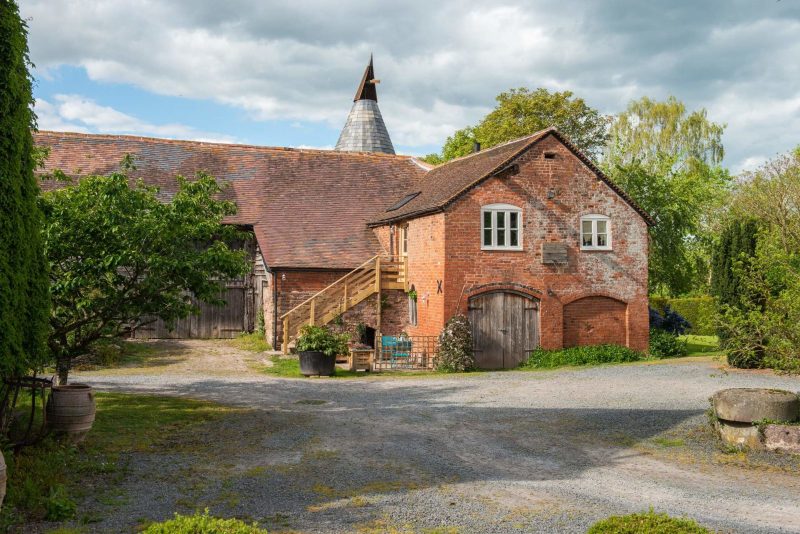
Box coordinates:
[56,356,70,385]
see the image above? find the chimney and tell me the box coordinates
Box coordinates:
[473,141,481,153]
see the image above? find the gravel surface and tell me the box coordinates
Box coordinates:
[62,346,800,533]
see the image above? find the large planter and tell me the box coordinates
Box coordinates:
[299,351,336,377]
[46,383,96,443]
[0,450,6,510]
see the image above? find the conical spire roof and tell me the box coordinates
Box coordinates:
[335,56,395,154]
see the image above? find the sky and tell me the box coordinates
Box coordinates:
[20,0,800,173]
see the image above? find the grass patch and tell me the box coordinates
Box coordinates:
[72,339,158,371]
[588,510,711,533]
[142,509,266,533]
[520,345,645,370]
[652,437,685,448]
[0,393,241,530]
[679,335,722,356]
[227,332,272,352]
[260,356,363,378]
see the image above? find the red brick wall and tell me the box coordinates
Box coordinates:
[437,134,649,351]
[272,270,347,347]
[399,214,446,337]
[563,296,628,347]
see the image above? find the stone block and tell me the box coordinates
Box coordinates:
[712,388,800,423]
[763,424,800,454]
[715,420,763,449]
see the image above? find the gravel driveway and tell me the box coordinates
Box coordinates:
[71,345,800,533]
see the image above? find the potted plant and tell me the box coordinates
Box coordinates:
[295,325,350,376]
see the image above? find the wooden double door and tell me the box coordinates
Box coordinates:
[469,291,539,369]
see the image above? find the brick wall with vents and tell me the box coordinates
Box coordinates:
[393,134,649,351]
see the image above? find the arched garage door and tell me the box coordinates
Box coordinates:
[563,296,627,347]
[468,291,539,369]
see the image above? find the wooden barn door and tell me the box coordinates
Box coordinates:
[134,280,255,339]
[469,291,539,369]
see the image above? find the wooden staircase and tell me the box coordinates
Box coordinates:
[281,255,408,352]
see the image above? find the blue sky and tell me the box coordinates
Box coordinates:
[22,0,800,171]
[34,65,348,150]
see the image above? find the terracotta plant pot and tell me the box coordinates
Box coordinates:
[299,351,336,376]
[46,383,96,443]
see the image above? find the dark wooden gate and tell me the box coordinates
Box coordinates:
[468,291,539,369]
[133,279,255,339]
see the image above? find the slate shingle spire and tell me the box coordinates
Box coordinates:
[335,55,395,154]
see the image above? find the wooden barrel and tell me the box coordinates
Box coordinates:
[0,450,6,510]
[46,384,96,443]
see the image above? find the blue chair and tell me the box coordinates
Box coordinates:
[381,335,412,368]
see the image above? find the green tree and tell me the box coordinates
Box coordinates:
[0,0,50,380]
[40,163,251,382]
[714,148,800,370]
[711,218,760,308]
[423,88,610,163]
[604,96,731,296]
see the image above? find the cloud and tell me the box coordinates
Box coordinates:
[35,95,238,143]
[20,0,800,167]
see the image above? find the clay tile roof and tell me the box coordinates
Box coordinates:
[34,131,427,269]
[370,127,655,226]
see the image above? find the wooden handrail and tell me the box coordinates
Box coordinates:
[279,254,379,319]
[280,253,409,353]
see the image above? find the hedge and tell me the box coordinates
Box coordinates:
[0,1,51,378]
[650,296,716,336]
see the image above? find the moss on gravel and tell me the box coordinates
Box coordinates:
[588,510,711,533]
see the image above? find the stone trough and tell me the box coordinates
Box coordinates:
[711,388,800,453]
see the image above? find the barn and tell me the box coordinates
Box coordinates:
[35,57,652,369]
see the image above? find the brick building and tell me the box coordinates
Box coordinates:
[35,58,653,368]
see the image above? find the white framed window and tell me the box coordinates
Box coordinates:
[481,204,522,251]
[580,214,612,250]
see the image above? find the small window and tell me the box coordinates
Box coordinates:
[580,215,612,250]
[481,204,523,251]
[386,192,420,212]
[400,225,408,256]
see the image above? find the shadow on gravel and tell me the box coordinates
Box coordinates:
[78,376,708,532]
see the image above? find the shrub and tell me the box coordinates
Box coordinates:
[521,345,644,369]
[648,305,690,335]
[650,297,717,335]
[436,315,475,372]
[143,510,266,533]
[588,510,711,533]
[668,297,716,335]
[648,329,688,358]
[295,325,349,357]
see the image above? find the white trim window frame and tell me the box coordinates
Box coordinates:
[580,214,612,251]
[481,203,523,251]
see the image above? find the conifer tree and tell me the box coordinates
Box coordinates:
[711,219,759,308]
[0,0,51,379]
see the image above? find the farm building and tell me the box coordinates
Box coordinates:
[35,58,652,369]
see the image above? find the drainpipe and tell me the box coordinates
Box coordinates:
[272,270,279,348]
